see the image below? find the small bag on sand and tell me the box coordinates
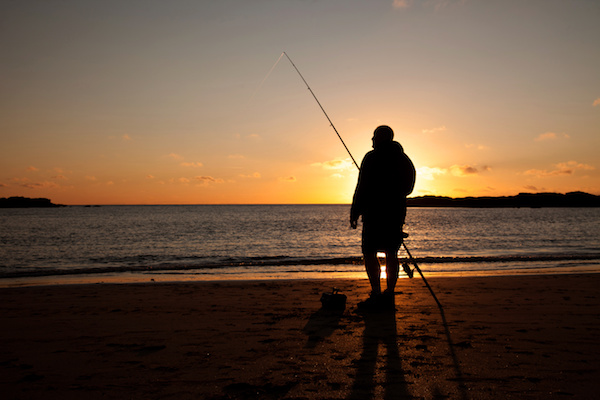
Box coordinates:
[320,288,347,310]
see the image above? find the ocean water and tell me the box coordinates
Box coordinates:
[1,205,599,285]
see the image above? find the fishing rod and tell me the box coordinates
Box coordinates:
[284,52,439,303]
[283,52,359,170]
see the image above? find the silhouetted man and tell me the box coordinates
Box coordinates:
[350,125,416,309]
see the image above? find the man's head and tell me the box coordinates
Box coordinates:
[372,125,394,148]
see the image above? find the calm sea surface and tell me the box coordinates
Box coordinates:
[1,205,599,285]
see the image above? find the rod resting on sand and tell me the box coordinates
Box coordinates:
[284,52,439,303]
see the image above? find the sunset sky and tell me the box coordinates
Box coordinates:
[1,0,599,204]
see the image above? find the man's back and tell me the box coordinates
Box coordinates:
[352,140,415,223]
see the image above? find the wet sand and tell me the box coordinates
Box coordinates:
[0,274,598,399]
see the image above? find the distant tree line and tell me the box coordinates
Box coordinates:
[406,191,600,208]
[1,192,599,208]
[0,197,64,208]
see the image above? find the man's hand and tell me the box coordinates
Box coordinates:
[350,218,358,229]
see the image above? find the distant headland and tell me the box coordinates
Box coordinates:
[0,197,65,208]
[1,192,599,208]
[407,191,600,208]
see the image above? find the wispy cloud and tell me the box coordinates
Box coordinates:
[279,176,297,183]
[27,166,39,172]
[122,134,132,141]
[240,172,261,179]
[20,181,60,189]
[535,132,570,141]
[393,0,468,10]
[393,0,413,8]
[524,161,595,177]
[195,176,224,184]
[465,143,489,151]
[523,185,545,192]
[166,153,204,168]
[417,166,447,180]
[450,164,490,177]
[180,162,204,168]
[556,161,594,171]
[167,153,183,160]
[421,126,446,134]
[311,158,354,171]
[593,98,600,107]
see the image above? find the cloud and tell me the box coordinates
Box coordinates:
[195,176,224,184]
[421,126,446,134]
[556,161,594,172]
[122,134,132,141]
[535,132,570,141]
[20,181,59,189]
[524,161,595,177]
[311,158,354,171]
[27,166,39,171]
[279,176,297,183]
[449,164,487,177]
[51,175,68,180]
[593,98,600,107]
[417,166,447,180]
[523,185,545,192]
[393,0,468,11]
[180,162,204,168]
[167,153,183,160]
[146,175,155,179]
[240,172,261,179]
[465,143,489,151]
[393,0,413,8]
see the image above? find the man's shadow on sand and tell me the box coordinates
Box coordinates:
[346,308,410,400]
[303,300,468,400]
[302,305,410,399]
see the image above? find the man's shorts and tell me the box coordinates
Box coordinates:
[361,220,404,254]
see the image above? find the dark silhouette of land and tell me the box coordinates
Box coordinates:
[407,191,600,208]
[2,192,599,208]
[0,196,64,208]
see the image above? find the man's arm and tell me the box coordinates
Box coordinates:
[350,156,368,229]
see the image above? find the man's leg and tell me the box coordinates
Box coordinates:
[385,251,399,293]
[364,252,381,295]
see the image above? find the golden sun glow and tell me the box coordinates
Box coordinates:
[1,1,599,204]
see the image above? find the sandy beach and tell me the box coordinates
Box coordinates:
[0,274,598,399]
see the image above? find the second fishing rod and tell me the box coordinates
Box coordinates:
[283,52,440,305]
